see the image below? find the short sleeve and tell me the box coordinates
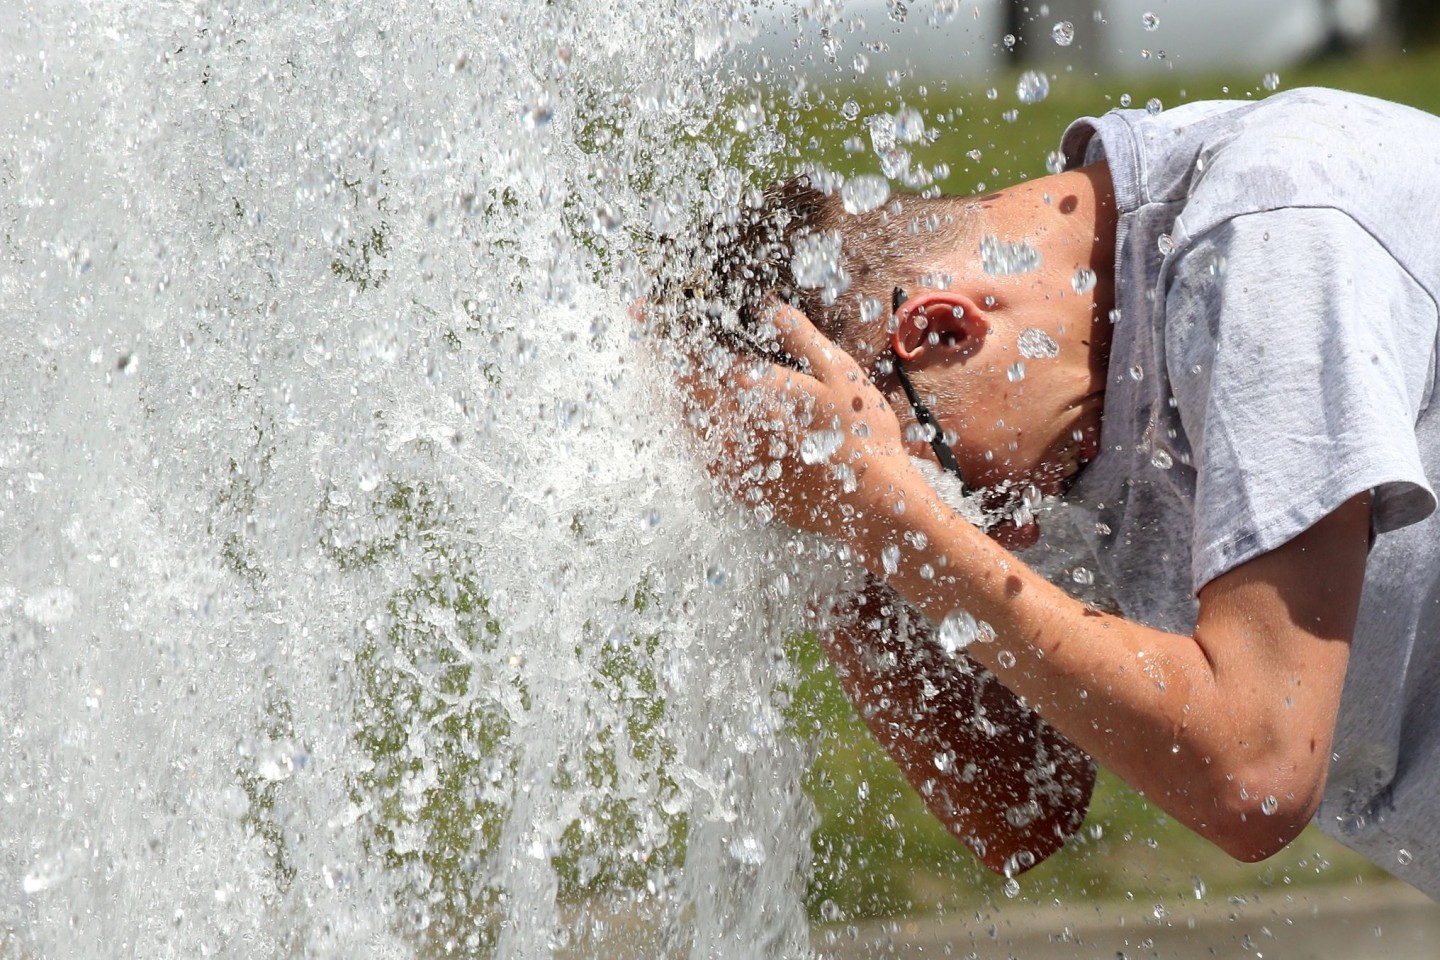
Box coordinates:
[1165,207,1438,593]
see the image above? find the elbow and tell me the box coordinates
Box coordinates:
[1210,814,1306,863]
[1200,758,1326,863]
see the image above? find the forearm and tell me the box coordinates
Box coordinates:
[846,470,1349,860]
[823,581,1094,875]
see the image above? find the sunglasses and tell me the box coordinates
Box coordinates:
[889,286,967,490]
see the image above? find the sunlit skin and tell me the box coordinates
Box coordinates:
[880,164,1116,503]
[673,161,1370,871]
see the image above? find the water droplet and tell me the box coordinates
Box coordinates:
[1007,361,1026,382]
[591,204,619,235]
[1016,70,1050,105]
[881,543,901,575]
[1017,328,1059,360]
[1071,566,1095,586]
[727,835,767,866]
[21,850,72,895]
[997,649,1017,669]
[705,565,728,588]
[255,740,308,782]
[980,235,1042,276]
[1146,97,1163,115]
[1002,33,1017,49]
[1157,234,1175,255]
[799,429,844,464]
[1261,795,1278,815]
[1129,364,1144,381]
[1072,267,1097,294]
[791,230,848,295]
[1150,449,1173,470]
[1142,11,1160,31]
[937,610,979,653]
[1120,93,1132,107]
[1192,875,1207,899]
[1095,521,1112,536]
[1152,904,1166,920]
[733,100,765,133]
[840,174,890,214]
[893,105,925,143]
[1398,848,1414,866]
[840,98,860,121]
[852,52,868,74]
[521,97,553,129]
[1051,21,1074,46]
[1263,72,1280,92]
[1046,149,1065,174]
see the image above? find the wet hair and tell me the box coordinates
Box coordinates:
[649,175,973,369]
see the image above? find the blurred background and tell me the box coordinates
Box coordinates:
[747,0,1431,78]
[715,0,1440,938]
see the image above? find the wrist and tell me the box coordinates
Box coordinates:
[847,458,951,575]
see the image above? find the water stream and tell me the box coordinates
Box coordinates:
[0,1,870,955]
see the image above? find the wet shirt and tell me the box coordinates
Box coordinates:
[1058,88,1440,894]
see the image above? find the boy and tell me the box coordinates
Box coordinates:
[662,87,1440,892]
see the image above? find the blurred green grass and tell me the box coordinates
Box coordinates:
[772,45,1440,188]
[772,46,1440,921]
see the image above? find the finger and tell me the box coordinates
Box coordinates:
[769,303,861,385]
[665,316,820,408]
[670,339,822,443]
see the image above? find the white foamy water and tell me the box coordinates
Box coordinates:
[0,2,852,956]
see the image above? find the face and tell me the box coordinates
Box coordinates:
[885,291,1104,498]
[832,168,1115,496]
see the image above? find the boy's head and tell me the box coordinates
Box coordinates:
[657,166,1116,498]
[666,176,979,370]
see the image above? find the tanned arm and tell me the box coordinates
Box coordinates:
[678,306,1365,863]
[824,579,1094,875]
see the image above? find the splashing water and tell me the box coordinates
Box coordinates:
[1017,328,1060,360]
[0,2,858,956]
[979,235,1043,277]
[1015,70,1050,105]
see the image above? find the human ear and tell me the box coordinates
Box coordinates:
[891,290,989,361]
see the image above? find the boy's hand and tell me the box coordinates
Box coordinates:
[670,303,923,544]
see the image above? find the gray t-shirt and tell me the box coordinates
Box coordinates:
[1057,89,1440,893]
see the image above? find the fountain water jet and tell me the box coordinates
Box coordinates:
[0,1,856,956]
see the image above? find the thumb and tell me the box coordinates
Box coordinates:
[771,303,855,384]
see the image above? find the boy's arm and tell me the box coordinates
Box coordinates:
[824,578,1094,876]
[679,306,1365,862]
[865,478,1366,863]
